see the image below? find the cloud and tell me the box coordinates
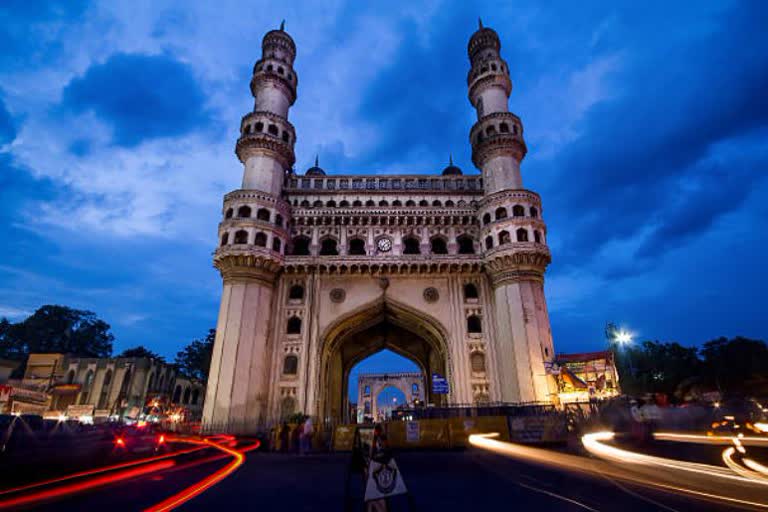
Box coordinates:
[0,95,16,146]
[61,53,210,147]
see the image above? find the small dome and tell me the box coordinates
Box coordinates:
[306,155,325,176]
[442,155,463,176]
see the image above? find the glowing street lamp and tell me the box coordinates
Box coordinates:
[614,330,633,345]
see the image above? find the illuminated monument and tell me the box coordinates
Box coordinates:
[203,21,556,433]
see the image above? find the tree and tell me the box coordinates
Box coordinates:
[613,340,701,398]
[174,329,215,382]
[118,345,165,362]
[0,305,113,360]
[701,336,768,395]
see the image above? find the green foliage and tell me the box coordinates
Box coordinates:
[700,336,768,395]
[613,336,768,398]
[0,305,113,361]
[174,329,215,381]
[117,345,165,362]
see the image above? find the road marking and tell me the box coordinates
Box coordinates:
[517,481,601,511]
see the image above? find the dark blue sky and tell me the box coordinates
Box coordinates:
[1,1,767,365]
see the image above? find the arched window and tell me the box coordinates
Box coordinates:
[516,228,529,242]
[281,131,289,142]
[419,200,429,207]
[534,230,541,243]
[172,385,182,403]
[300,200,310,207]
[313,200,323,207]
[183,387,191,404]
[275,214,284,227]
[530,207,538,218]
[495,207,507,220]
[405,200,416,207]
[379,200,389,206]
[283,355,298,375]
[403,237,421,255]
[287,316,302,335]
[485,125,497,136]
[234,230,249,244]
[237,205,252,218]
[512,205,525,217]
[445,200,455,207]
[255,121,264,132]
[392,200,402,206]
[471,352,486,372]
[191,389,200,405]
[430,237,448,254]
[432,200,442,207]
[353,200,362,207]
[467,315,482,334]
[327,200,336,208]
[220,232,229,246]
[291,236,310,255]
[464,283,479,300]
[225,208,233,219]
[257,208,270,221]
[277,66,284,74]
[412,383,419,394]
[98,370,112,409]
[482,213,491,225]
[457,235,475,254]
[365,199,375,206]
[348,238,366,255]
[340,200,350,207]
[254,232,267,247]
[272,237,282,252]
[268,124,278,136]
[79,370,95,404]
[319,238,338,255]
[289,284,304,300]
[243,124,251,135]
[499,122,509,133]
[499,230,510,245]
[485,236,493,250]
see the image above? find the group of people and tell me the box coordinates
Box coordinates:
[277,416,314,454]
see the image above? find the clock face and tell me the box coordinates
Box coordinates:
[377,238,392,252]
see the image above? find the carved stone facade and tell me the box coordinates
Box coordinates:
[203,22,557,434]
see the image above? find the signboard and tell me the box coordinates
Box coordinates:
[364,459,408,502]
[508,416,567,444]
[53,384,81,395]
[405,421,420,443]
[0,385,11,403]
[9,386,49,403]
[67,404,95,418]
[431,373,449,394]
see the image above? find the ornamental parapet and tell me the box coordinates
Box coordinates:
[468,72,512,106]
[483,246,551,286]
[471,132,527,168]
[478,189,541,209]
[282,258,484,276]
[235,132,295,168]
[250,63,297,104]
[214,246,283,285]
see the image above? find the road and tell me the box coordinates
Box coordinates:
[22,448,739,511]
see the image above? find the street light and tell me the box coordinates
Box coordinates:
[615,330,633,345]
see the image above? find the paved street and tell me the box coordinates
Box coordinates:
[29,448,737,511]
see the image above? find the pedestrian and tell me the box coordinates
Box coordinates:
[279,422,290,453]
[301,416,314,455]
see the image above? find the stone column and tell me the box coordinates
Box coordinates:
[486,258,551,403]
[202,255,280,434]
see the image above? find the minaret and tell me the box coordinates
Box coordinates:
[202,24,296,434]
[470,21,556,403]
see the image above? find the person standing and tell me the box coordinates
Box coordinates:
[301,416,314,455]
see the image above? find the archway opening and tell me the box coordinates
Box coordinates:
[348,348,420,424]
[319,299,449,426]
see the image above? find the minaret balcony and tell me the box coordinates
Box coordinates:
[250,60,297,105]
[470,113,527,167]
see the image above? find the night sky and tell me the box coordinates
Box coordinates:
[1,1,767,372]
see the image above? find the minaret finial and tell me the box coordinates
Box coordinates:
[280,20,285,31]
[314,154,319,167]
[478,17,483,29]
[449,153,453,166]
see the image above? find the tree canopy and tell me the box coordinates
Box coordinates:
[0,305,113,361]
[174,329,215,382]
[117,345,165,362]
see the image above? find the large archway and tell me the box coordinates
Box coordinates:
[318,298,450,425]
